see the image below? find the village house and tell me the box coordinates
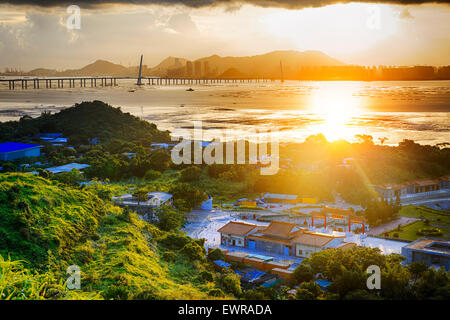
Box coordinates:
[375,176,448,203]
[406,179,441,194]
[247,221,303,256]
[402,238,450,271]
[235,198,258,207]
[263,193,300,204]
[45,162,90,174]
[217,220,357,259]
[217,221,259,248]
[0,142,42,161]
[441,175,450,189]
[374,183,408,202]
[292,232,350,258]
[112,191,173,213]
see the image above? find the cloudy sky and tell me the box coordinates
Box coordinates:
[0,1,449,70]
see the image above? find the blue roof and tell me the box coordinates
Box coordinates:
[315,280,332,289]
[38,133,63,138]
[0,142,41,153]
[213,260,231,268]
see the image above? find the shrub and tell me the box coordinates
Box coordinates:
[161,251,177,262]
[144,169,161,181]
[180,166,202,182]
[393,233,399,238]
[293,264,314,284]
[208,248,225,261]
[295,288,316,300]
[159,233,191,250]
[179,242,206,261]
[416,228,442,237]
[199,270,214,282]
[102,285,130,300]
[208,288,225,297]
[219,272,242,297]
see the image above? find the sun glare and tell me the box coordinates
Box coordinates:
[309,84,363,141]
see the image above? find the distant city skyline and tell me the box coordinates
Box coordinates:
[0,2,449,70]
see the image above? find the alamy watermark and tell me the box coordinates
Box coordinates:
[66,5,81,30]
[366,265,381,290]
[170,121,279,175]
[66,264,81,290]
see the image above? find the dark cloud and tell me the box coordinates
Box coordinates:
[0,0,449,9]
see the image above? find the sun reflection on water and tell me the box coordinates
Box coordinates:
[308,83,365,141]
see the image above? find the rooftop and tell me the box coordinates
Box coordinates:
[264,193,299,200]
[114,191,173,205]
[46,163,90,174]
[217,221,259,236]
[406,179,441,187]
[292,232,337,247]
[376,183,406,190]
[247,234,293,245]
[259,221,300,238]
[404,238,450,257]
[0,142,41,153]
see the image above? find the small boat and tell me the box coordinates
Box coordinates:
[186,88,194,91]
[128,89,136,92]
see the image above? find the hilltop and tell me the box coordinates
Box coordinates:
[0,173,228,299]
[0,100,171,145]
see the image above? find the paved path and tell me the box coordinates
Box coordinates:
[367,216,420,236]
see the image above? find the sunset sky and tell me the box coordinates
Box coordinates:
[0,1,449,70]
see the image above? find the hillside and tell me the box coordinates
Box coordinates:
[66,59,131,76]
[0,100,171,145]
[19,50,343,78]
[197,50,344,77]
[0,173,225,299]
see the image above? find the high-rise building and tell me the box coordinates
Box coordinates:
[186,61,193,77]
[194,61,202,77]
[203,61,210,77]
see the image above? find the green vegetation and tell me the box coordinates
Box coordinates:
[0,173,228,300]
[290,247,449,300]
[0,100,170,145]
[383,205,450,240]
[1,101,449,300]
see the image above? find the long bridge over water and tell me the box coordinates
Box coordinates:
[0,76,271,90]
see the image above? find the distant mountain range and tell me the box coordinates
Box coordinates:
[14,50,344,78]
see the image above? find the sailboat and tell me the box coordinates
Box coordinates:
[280,60,284,83]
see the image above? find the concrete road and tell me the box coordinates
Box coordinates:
[367,216,420,236]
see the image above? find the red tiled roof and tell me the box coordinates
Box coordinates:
[292,233,334,247]
[247,234,292,245]
[406,179,440,187]
[217,222,258,236]
[260,221,297,238]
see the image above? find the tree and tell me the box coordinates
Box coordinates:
[169,183,207,212]
[295,282,323,300]
[409,262,428,283]
[144,169,161,181]
[149,149,171,172]
[154,205,184,231]
[132,188,148,206]
[219,272,242,297]
[292,264,314,284]
[180,166,202,182]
